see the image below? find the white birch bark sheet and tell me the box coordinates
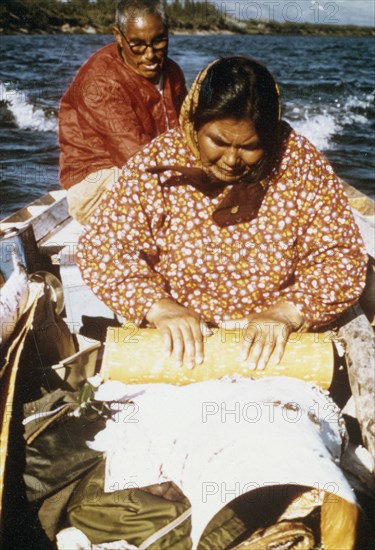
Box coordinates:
[91,376,355,547]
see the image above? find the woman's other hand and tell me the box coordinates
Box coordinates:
[146,298,206,369]
[223,302,304,371]
[242,302,304,370]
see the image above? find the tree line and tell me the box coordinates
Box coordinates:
[1,0,373,35]
[1,0,231,34]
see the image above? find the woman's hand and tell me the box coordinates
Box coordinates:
[146,298,206,369]
[224,302,304,371]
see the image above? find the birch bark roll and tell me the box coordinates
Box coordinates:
[101,327,334,389]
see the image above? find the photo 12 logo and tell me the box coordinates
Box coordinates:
[205,1,340,24]
[201,480,340,504]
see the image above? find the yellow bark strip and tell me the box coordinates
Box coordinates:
[101,328,334,388]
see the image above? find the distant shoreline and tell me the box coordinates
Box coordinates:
[2,26,374,37]
[170,27,374,36]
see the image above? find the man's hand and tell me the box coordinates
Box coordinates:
[223,302,304,371]
[146,298,206,369]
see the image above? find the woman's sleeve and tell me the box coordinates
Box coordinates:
[270,142,368,328]
[76,154,171,325]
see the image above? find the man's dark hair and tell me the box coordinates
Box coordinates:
[115,0,168,31]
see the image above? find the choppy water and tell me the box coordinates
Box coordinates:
[0,34,374,217]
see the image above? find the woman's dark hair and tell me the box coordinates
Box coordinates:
[192,57,281,182]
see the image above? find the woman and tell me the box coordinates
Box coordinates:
[77,56,367,370]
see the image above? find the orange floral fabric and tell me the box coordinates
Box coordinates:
[77,125,367,328]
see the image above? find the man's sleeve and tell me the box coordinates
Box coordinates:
[75,75,151,167]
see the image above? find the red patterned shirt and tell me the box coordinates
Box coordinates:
[77,125,367,328]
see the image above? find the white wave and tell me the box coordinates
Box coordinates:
[0,81,57,132]
[285,91,373,151]
[287,112,340,151]
[341,92,374,125]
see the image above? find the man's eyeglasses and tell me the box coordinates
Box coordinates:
[119,29,168,55]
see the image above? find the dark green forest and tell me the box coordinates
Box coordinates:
[1,0,374,35]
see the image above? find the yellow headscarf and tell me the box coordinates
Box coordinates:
[179,56,282,161]
[179,59,219,160]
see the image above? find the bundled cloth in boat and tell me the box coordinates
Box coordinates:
[69,376,361,549]
[23,389,105,503]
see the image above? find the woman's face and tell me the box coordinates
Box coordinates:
[197,118,264,183]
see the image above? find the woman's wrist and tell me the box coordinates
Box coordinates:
[145,297,177,325]
[271,301,305,330]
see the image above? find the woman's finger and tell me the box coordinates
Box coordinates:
[191,322,205,365]
[271,332,288,366]
[254,338,277,371]
[240,322,261,362]
[249,324,289,370]
[171,328,185,367]
[161,326,172,357]
[181,323,198,369]
[263,320,294,368]
[239,334,253,363]
[246,339,268,370]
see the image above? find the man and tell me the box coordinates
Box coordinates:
[59,0,187,224]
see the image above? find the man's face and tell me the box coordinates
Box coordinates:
[113,14,168,84]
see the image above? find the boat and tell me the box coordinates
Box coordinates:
[0,181,374,548]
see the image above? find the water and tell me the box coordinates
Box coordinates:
[1,34,374,217]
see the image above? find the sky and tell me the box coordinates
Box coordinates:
[201,0,375,26]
